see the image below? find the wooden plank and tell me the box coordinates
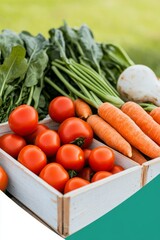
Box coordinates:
[142,157,160,185]
[0,149,63,234]
[63,166,142,236]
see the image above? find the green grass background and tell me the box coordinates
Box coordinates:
[1,0,160,75]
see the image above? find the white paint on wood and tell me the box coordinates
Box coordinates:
[0,149,63,234]
[142,157,160,185]
[63,139,142,235]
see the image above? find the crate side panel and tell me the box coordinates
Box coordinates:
[63,167,142,236]
[0,149,63,234]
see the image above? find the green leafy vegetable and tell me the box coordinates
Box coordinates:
[0,45,28,105]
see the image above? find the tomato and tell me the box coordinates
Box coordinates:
[0,166,8,191]
[35,129,61,157]
[25,124,49,144]
[64,177,90,194]
[8,104,38,136]
[56,144,85,172]
[78,167,94,182]
[39,163,69,193]
[83,148,92,166]
[48,96,75,123]
[18,145,47,175]
[91,171,112,182]
[58,117,93,148]
[111,165,124,174]
[0,133,26,158]
[88,146,115,172]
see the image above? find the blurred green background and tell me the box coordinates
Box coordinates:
[1,0,160,75]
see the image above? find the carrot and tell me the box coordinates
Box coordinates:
[98,102,160,159]
[121,101,160,146]
[87,114,132,157]
[74,98,92,119]
[130,146,147,165]
[149,107,160,125]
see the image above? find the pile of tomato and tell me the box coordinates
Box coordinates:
[0,96,124,194]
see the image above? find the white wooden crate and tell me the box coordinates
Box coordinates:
[0,119,142,237]
[142,158,160,186]
[0,191,63,240]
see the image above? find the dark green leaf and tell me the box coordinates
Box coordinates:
[48,28,67,61]
[0,29,24,59]
[0,45,28,101]
[78,25,103,73]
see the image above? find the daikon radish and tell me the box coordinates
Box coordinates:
[117,64,160,106]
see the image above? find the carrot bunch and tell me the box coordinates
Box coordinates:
[74,98,160,164]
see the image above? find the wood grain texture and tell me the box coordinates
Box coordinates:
[0,149,63,234]
[142,157,160,185]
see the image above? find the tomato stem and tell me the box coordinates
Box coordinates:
[70,137,85,148]
[68,170,77,178]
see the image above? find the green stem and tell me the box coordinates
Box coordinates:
[44,77,70,97]
[70,59,120,96]
[69,64,107,95]
[52,66,98,108]
[52,62,124,107]
[139,103,157,111]
[27,86,34,105]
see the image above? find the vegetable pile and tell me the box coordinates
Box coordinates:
[0,21,134,123]
[1,21,160,192]
[0,101,125,194]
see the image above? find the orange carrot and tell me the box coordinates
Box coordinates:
[150,107,160,125]
[87,114,132,157]
[74,98,92,119]
[130,146,147,165]
[98,102,160,159]
[121,101,160,146]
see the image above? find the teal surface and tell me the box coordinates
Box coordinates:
[66,175,160,240]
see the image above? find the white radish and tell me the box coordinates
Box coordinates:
[117,64,160,106]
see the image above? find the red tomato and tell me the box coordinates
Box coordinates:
[111,165,124,174]
[35,129,61,157]
[83,148,92,166]
[18,145,47,175]
[58,117,93,148]
[64,177,90,194]
[78,167,94,182]
[56,144,85,172]
[0,133,26,158]
[25,124,49,144]
[91,171,112,182]
[39,163,69,193]
[88,146,115,172]
[48,96,75,123]
[8,105,38,136]
[0,166,8,191]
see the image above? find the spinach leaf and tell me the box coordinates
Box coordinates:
[47,28,67,61]
[19,31,48,87]
[0,45,28,104]
[78,24,103,74]
[19,32,48,110]
[60,21,83,60]
[0,29,24,59]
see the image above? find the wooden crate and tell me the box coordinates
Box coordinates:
[142,158,160,186]
[0,118,143,236]
[0,138,142,237]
